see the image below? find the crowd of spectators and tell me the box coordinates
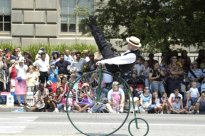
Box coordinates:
[0,47,205,114]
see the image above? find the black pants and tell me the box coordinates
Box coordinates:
[88,18,120,73]
[0,82,4,92]
[39,72,48,84]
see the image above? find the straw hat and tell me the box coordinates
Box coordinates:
[126,36,141,47]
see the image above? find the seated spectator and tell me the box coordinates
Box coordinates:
[75,83,94,112]
[188,81,200,105]
[129,85,140,112]
[168,88,183,106]
[184,92,195,114]
[148,92,162,114]
[52,86,67,112]
[127,71,144,92]
[90,73,108,98]
[26,83,57,112]
[160,92,171,114]
[200,77,205,93]
[195,90,205,114]
[188,61,204,87]
[139,87,152,113]
[106,81,125,113]
[171,96,185,114]
[57,76,69,94]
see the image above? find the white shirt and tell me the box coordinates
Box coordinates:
[15,64,28,80]
[64,55,74,63]
[35,53,50,64]
[33,59,49,72]
[133,63,145,76]
[189,88,199,98]
[169,93,183,103]
[103,73,113,83]
[98,50,136,65]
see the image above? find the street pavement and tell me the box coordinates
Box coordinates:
[0,112,204,136]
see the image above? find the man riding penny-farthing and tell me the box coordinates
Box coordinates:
[66,16,149,136]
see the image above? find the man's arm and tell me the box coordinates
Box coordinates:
[98,53,136,65]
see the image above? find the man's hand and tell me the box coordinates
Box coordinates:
[96,60,105,65]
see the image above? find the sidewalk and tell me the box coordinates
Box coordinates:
[0,104,24,112]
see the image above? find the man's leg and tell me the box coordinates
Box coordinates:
[87,16,114,59]
[87,16,120,73]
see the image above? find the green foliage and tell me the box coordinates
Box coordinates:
[0,43,97,60]
[96,0,205,52]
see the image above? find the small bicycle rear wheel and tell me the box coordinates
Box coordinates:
[128,118,149,136]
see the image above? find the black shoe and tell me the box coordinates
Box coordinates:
[89,15,97,25]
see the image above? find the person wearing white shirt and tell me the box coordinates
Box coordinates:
[35,49,50,64]
[64,50,74,63]
[168,88,183,106]
[189,81,200,104]
[33,52,49,84]
[15,57,28,106]
[87,16,141,74]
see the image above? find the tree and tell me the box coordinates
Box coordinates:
[95,0,205,52]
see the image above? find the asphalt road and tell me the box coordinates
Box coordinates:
[0,112,204,136]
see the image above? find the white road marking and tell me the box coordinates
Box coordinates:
[0,116,38,134]
[0,121,204,128]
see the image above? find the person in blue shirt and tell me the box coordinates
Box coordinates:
[48,64,58,83]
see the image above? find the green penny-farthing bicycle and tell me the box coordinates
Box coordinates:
[66,65,149,136]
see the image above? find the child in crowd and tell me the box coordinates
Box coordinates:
[184,92,195,114]
[76,83,94,112]
[160,92,171,114]
[26,65,38,93]
[171,96,185,114]
[26,65,39,106]
[106,81,125,113]
[53,86,67,112]
[139,87,152,113]
[189,81,200,105]
[195,90,205,114]
[148,92,162,113]
[169,88,183,106]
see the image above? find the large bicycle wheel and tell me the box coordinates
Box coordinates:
[128,118,149,136]
[66,69,131,136]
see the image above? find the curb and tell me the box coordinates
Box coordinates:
[0,105,24,112]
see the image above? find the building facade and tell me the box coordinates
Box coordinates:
[0,0,97,46]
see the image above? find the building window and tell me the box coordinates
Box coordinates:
[0,0,11,32]
[60,0,94,33]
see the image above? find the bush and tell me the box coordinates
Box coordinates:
[0,43,97,60]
